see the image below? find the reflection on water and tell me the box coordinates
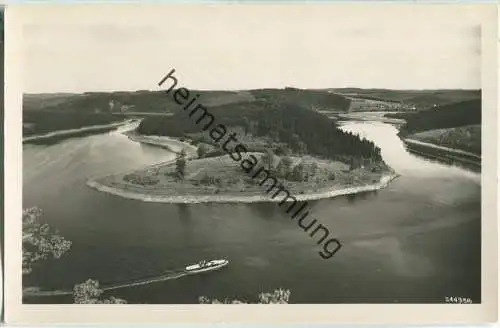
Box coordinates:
[177,203,193,222]
[23,121,481,304]
[346,190,379,203]
[339,121,480,183]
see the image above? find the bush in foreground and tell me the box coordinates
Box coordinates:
[198,288,291,304]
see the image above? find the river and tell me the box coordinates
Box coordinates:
[22,120,481,304]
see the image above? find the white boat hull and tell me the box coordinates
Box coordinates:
[185,259,229,274]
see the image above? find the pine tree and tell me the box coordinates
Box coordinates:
[176,148,187,180]
[261,149,274,171]
[291,161,305,182]
[277,156,293,179]
[310,162,318,177]
[242,117,250,135]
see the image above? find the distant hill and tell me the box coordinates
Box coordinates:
[23,90,256,113]
[331,88,481,109]
[22,88,352,138]
[24,88,352,114]
[23,93,81,111]
[191,90,256,107]
[402,92,481,109]
[24,91,178,113]
[399,99,481,135]
[250,87,351,112]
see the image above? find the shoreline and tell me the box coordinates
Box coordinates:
[402,138,481,171]
[403,138,481,159]
[336,112,406,125]
[87,127,399,204]
[86,173,399,204]
[124,131,198,157]
[23,119,135,143]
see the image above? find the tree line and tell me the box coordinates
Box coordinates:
[399,99,481,135]
[138,100,383,163]
[23,111,123,136]
[250,87,352,112]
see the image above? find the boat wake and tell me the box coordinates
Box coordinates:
[23,269,190,297]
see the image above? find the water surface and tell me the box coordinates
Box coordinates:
[23,121,481,303]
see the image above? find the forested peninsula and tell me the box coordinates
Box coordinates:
[88,89,397,203]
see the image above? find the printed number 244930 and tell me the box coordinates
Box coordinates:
[445,297,472,304]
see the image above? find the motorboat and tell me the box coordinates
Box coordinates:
[184,259,229,274]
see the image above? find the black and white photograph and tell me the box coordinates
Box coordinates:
[3,3,498,324]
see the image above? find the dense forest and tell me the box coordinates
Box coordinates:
[250,87,351,112]
[137,100,383,162]
[399,99,481,135]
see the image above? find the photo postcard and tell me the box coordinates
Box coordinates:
[3,2,498,324]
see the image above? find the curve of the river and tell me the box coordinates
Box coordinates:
[23,120,481,304]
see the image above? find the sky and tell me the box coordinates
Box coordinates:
[20,4,482,93]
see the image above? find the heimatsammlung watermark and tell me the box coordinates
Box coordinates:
[158,69,342,259]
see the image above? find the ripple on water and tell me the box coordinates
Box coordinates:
[244,256,271,268]
[23,119,482,304]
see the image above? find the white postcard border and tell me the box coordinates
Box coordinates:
[3,3,498,324]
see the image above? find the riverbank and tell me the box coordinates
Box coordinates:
[23,119,135,144]
[405,125,481,155]
[87,152,399,204]
[402,138,481,171]
[124,130,198,157]
[88,127,399,204]
[337,112,406,125]
[87,174,398,204]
